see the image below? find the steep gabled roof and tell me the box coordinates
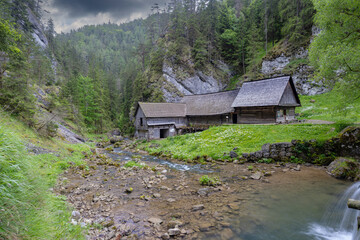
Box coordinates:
[181,89,239,116]
[231,76,300,108]
[137,102,186,118]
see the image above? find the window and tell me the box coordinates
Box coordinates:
[140,118,143,126]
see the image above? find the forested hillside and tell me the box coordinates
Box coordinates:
[53,0,315,133]
[0,0,359,134]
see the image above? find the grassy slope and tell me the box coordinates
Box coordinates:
[0,112,90,239]
[298,89,360,123]
[142,124,340,161]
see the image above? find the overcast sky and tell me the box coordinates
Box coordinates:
[43,0,170,33]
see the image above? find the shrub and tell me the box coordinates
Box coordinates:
[199,175,221,186]
[123,160,146,168]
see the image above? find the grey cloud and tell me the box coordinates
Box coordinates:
[52,0,169,18]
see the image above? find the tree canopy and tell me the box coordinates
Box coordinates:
[309,0,360,101]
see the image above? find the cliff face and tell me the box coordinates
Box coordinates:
[160,30,327,101]
[27,8,48,49]
[161,61,231,102]
[260,48,327,96]
[260,27,328,96]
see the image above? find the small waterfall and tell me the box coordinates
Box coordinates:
[307,182,360,240]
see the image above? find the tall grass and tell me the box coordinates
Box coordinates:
[0,124,87,239]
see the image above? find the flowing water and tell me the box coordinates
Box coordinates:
[215,170,352,240]
[306,182,360,240]
[109,147,214,173]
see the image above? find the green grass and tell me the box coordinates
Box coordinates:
[123,160,146,168]
[298,88,360,123]
[0,111,91,239]
[141,124,340,161]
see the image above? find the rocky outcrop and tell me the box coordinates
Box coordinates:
[162,62,230,102]
[56,122,85,144]
[261,47,328,95]
[327,158,360,180]
[27,8,48,49]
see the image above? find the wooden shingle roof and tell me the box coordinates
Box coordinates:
[231,76,300,108]
[138,102,186,118]
[181,89,239,116]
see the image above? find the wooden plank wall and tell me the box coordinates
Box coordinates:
[238,107,276,124]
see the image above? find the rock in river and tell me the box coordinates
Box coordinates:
[148,217,163,225]
[250,172,262,180]
[168,228,181,236]
[192,204,205,211]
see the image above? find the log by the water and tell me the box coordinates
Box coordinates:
[348,199,360,210]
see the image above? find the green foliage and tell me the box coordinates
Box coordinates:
[123,160,146,168]
[278,0,314,43]
[199,175,221,186]
[142,124,340,161]
[309,0,360,105]
[258,158,274,164]
[290,155,304,164]
[0,123,88,239]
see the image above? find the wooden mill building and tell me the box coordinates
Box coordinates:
[181,89,239,125]
[134,76,301,139]
[231,76,301,124]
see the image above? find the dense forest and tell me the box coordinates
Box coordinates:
[0,0,359,135]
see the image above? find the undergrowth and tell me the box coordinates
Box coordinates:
[0,112,90,239]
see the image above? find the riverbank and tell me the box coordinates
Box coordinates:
[138,124,343,162]
[57,145,349,239]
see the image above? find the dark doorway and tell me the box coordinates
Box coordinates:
[160,129,169,138]
[232,114,238,124]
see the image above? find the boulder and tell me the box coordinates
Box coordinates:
[327,158,360,180]
[229,151,238,158]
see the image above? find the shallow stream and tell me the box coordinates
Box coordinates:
[107,147,358,240]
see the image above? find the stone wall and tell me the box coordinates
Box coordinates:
[241,126,360,164]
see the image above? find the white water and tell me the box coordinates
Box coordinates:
[307,182,360,240]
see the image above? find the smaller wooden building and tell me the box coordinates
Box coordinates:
[181,89,239,125]
[134,102,187,139]
[231,76,301,124]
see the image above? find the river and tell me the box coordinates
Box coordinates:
[59,146,358,240]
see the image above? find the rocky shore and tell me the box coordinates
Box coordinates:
[55,144,334,240]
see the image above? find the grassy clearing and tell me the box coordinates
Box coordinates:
[141,124,340,161]
[0,112,91,239]
[298,88,360,123]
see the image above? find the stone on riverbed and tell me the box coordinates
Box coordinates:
[250,172,262,180]
[167,220,183,229]
[148,217,163,225]
[168,228,181,236]
[192,204,205,211]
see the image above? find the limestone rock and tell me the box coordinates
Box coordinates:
[168,228,181,236]
[250,172,262,180]
[148,217,163,225]
[192,204,205,211]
